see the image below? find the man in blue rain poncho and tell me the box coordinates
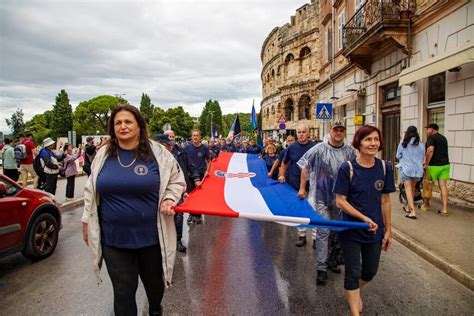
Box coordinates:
[297,121,356,286]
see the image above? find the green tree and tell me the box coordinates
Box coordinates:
[73,95,127,136]
[199,100,223,138]
[5,108,25,138]
[25,111,53,144]
[50,89,73,139]
[149,106,194,139]
[222,113,251,138]
[140,93,154,124]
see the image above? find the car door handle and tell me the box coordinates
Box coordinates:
[22,202,27,206]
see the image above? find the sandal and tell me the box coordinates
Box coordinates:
[419,205,429,211]
[405,214,417,219]
[437,211,449,216]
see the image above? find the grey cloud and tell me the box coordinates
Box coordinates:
[0,0,309,132]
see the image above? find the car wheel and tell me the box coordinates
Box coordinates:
[22,213,59,260]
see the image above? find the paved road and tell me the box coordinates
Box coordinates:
[0,207,472,315]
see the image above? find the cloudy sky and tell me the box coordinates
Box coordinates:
[0,0,310,133]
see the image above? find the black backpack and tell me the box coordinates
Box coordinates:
[33,154,45,178]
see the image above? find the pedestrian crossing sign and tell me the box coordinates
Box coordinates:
[316,103,333,120]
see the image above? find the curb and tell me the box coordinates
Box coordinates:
[60,198,85,212]
[392,227,473,291]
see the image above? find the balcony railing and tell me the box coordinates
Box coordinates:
[343,0,413,51]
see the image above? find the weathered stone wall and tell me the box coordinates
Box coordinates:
[261,1,321,138]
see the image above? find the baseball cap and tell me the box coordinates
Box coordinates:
[86,136,94,142]
[425,123,439,130]
[330,120,346,129]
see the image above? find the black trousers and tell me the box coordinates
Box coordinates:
[44,173,58,195]
[102,243,164,316]
[174,212,183,240]
[340,239,382,290]
[65,175,75,198]
[3,168,19,182]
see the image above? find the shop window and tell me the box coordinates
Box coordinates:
[427,107,445,135]
[428,72,446,105]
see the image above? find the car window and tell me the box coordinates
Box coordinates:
[0,178,19,196]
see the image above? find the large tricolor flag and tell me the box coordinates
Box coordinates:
[175,152,369,231]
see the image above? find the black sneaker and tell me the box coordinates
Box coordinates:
[177,240,187,253]
[195,216,202,224]
[187,215,193,223]
[316,270,328,286]
[295,236,306,247]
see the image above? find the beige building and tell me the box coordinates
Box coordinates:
[317,0,473,202]
[260,1,321,140]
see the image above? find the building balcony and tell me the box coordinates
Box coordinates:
[342,0,414,73]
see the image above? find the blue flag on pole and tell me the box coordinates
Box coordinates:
[251,104,263,146]
[227,115,241,140]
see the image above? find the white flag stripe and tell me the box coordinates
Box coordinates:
[224,154,273,217]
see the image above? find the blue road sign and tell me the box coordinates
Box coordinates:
[316,103,333,120]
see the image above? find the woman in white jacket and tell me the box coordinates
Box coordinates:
[82,104,186,315]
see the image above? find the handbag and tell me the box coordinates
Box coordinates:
[422,176,433,199]
[59,160,69,178]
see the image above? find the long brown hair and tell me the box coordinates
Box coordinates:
[107,104,154,161]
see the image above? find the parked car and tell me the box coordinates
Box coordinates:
[0,174,62,260]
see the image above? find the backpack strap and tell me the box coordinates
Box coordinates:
[347,161,353,182]
[348,159,385,182]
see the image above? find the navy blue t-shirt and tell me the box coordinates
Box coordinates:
[283,140,316,190]
[97,149,160,248]
[185,143,210,176]
[333,159,396,243]
[263,155,278,179]
[247,145,261,155]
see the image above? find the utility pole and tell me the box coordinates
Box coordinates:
[209,110,214,140]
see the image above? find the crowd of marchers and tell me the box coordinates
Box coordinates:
[1,103,449,316]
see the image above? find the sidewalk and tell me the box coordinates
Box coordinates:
[390,193,474,290]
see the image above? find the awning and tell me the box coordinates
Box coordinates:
[399,41,474,86]
[333,92,357,107]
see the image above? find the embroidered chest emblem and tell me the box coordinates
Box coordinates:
[134,165,149,176]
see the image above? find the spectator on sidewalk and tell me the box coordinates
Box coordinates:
[298,121,356,286]
[278,123,317,247]
[421,123,450,215]
[39,137,62,195]
[1,138,19,182]
[18,132,38,188]
[83,136,96,177]
[396,126,425,219]
[334,125,395,316]
[63,143,82,200]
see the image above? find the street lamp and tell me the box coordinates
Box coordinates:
[209,110,214,140]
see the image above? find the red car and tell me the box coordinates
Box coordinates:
[0,174,62,260]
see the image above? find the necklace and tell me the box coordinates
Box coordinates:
[117,151,137,168]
